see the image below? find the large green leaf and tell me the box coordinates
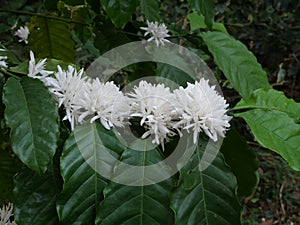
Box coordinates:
[29,16,75,63]
[14,167,59,225]
[3,77,59,174]
[171,139,241,225]
[100,0,138,28]
[96,141,174,225]
[189,0,214,30]
[57,123,123,225]
[221,129,259,197]
[201,31,271,99]
[0,148,20,202]
[234,89,300,171]
[140,0,161,22]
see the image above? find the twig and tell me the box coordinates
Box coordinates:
[0,8,89,25]
[279,182,286,221]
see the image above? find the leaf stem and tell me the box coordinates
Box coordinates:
[0,9,89,25]
[0,68,20,79]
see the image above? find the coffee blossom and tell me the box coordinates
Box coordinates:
[0,203,17,225]
[28,51,53,84]
[140,20,170,46]
[76,78,130,130]
[174,78,231,143]
[46,65,86,130]
[0,55,7,68]
[15,26,29,44]
[128,81,177,146]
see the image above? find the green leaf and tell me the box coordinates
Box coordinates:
[94,19,131,54]
[188,12,228,33]
[57,123,123,225]
[3,77,59,174]
[221,129,259,197]
[14,167,59,225]
[100,0,138,28]
[234,89,300,171]
[96,140,174,225]
[201,31,271,99]
[140,0,161,22]
[171,139,241,225]
[0,148,20,202]
[189,0,214,30]
[29,16,75,63]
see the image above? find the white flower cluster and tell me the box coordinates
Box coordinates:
[14,26,29,44]
[27,51,231,145]
[0,203,17,225]
[141,20,170,46]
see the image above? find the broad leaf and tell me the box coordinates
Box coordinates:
[29,16,75,63]
[96,140,174,225]
[100,0,138,28]
[3,77,59,174]
[189,0,214,30]
[14,167,59,225]
[187,12,228,33]
[201,31,271,99]
[234,89,300,170]
[221,129,259,197]
[57,123,123,225]
[234,88,300,118]
[140,0,161,22]
[171,139,241,225]
[0,148,20,202]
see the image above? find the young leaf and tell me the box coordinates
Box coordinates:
[140,0,161,22]
[96,141,174,225]
[29,16,75,63]
[189,0,215,30]
[3,77,59,174]
[14,167,59,225]
[100,0,139,28]
[234,89,300,171]
[221,129,259,197]
[57,123,122,225]
[201,31,271,99]
[171,139,242,225]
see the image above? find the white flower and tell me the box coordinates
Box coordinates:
[76,78,130,130]
[28,51,53,84]
[128,81,177,146]
[15,26,29,44]
[140,20,170,46]
[0,203,17,225]
[174,78,231,143]
[46,65,86,130]
[0,56,7,68]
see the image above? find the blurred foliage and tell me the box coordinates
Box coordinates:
[216,0,300,101]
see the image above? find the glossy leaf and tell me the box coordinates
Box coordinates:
[201,31,271,99]
[140,0,161,22]
[57,123,123,225]
[189,0,214,30]
[96,141,174,225]
[100,0,138,28]
[14,167,59,225]
[221,129,259,197]
[171,139,242,225]
[29,16,75,63]
[234,89,300,170]
[3,77,59,174]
